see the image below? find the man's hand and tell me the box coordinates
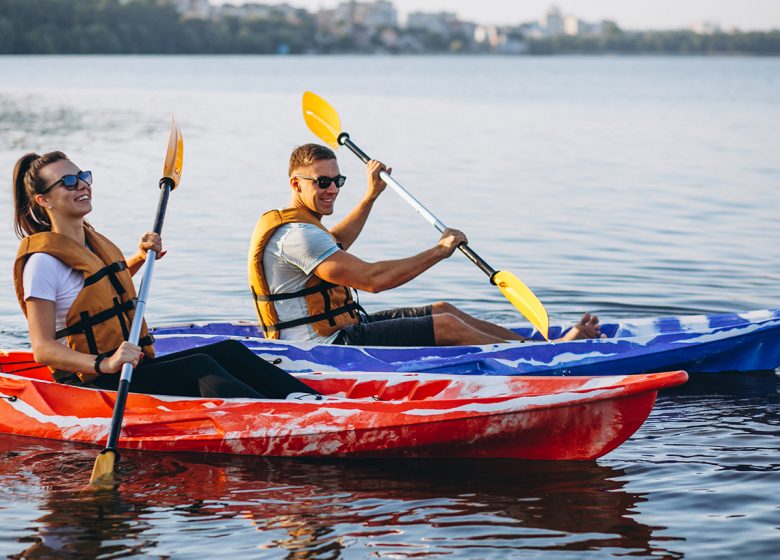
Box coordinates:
[437,228,468,257]
[366,159,391,200]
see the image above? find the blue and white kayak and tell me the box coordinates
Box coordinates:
[151,309,780,376]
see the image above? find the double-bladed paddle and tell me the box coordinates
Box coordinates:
[302,91,550,339]
[89,116,184,485]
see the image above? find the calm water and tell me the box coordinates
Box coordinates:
[1,56,779,558]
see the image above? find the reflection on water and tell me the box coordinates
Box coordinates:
[0,380,777,558]
[1,436,673,559]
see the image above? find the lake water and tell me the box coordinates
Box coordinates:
[1,55,779,558]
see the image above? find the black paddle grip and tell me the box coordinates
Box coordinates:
[338,133,371,164]
[105,378,131,451]
[153,180,173,235]
[458,243,498,283]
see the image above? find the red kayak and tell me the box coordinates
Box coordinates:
[0,351,686,460]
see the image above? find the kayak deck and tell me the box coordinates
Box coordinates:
[150,308,780,375]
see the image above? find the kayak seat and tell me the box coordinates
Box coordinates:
[335,378,450,401]
[408,380,450,400]
[345,379,388,399]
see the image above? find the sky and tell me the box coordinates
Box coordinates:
[213,1,780,31]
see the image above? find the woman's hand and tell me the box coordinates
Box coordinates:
[138,232,165,260]
[127,232,165,275]
[103,341,144,374]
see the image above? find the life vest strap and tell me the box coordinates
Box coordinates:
[83,261,128,295]
[254,281,338,303]
[55,298,137,340]
[265,302,363,334]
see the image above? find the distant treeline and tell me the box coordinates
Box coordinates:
[1,0,779,55]
[528,28,780,55]
[0,0,317,54]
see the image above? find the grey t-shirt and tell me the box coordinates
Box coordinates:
[262,222,340,343]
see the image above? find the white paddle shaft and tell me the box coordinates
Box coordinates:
[379,170,446,233]
[118,250,156,383]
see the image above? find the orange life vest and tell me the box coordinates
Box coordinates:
[248,207,361,339]
[14,227,155,382]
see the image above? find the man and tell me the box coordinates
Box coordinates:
[248,143,601,346]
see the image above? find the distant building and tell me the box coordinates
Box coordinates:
[333,1,398,29]
[407,11,458,35]
[691,21,722,34]
[544,5,564,37]
[213,3,304,24]
[518,21,545,39]
[474,25,500,48]
[564,15,583,36]
[474,25,526,53]
[407,11,475,45]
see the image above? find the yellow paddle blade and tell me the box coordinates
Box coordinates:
[163,114,184,189]
[89,449,117,487]
[302,91,342,148]
[493,270,550,341]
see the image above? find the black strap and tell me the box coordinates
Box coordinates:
[321,288,336,326]
[254,281,338,302]
[80,310,99,355]
[83,261,127,296]
[114,297,130,339]
[265,302,362,333]
[55,298,137,339]
[250,286,271,337]
[256,281,360,333]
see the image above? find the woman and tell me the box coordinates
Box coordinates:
[12,150,319,399]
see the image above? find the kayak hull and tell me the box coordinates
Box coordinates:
[0,352,686,460]
[150,308,780,376]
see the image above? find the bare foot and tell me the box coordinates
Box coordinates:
[556,313,604,342]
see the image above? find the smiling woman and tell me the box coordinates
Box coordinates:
[9,151,319,400]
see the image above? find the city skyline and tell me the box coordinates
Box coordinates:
[211,0,780,31]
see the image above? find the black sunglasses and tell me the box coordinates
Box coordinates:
[297,175,347,189]
[41,170,93,194]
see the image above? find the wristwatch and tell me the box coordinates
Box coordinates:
[94,354,107,375]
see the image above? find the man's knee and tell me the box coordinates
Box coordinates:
[431,301,458,315]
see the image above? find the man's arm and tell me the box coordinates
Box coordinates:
[330,160,389,250]
[314,228,466,293]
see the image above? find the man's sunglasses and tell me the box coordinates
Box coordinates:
[41,170,93,194]
[297,175,347,189]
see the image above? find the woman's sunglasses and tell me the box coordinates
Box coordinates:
[41,170,93,194]
[297,175,347,189]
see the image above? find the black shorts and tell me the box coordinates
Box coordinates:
[334,305,435,347]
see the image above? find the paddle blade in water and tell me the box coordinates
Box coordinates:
[163,115,184,189]
[493,270,550,340]
[89,449,117,487]
[302,91,342,148]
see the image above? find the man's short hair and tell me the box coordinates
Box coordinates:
[289,143,336,177]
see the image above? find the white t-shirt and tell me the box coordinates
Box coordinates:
[262,222,340,344]
[22,253,85,343]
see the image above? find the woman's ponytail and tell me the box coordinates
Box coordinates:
[11,151,68,238]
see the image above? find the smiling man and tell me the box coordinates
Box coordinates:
[248,143,602,346]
